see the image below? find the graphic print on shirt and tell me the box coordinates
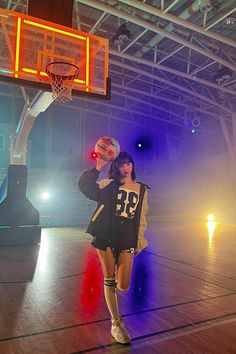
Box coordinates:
[116,188,139,219]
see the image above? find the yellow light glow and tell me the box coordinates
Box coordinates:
[22,68,49,77]
[23,68,87,83]
[74,79,86,84]
[104,40,109,94]
[40,71,48,76]
[86,37,90,92]
[207,220,217,246]
[24,19,86,40]
[15,17,21,78]
[23,68,37,74]
[207,214,215,222]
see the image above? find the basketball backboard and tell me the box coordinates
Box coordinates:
[0,9,110,99]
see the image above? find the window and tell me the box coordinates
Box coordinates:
[0,135,5,150]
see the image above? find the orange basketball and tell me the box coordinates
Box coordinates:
[95,136,120,161]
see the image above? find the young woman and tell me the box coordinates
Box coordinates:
[78,151,149,344]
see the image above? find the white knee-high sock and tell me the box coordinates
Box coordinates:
[104,277,120,320]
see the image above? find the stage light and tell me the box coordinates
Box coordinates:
[112,23,130,47]
[192,117,200,128]
[134,136,152,152]
[184,109,200,132]
[214,67,233,83]
[224,17,235,25]
[90,151,98,160]
[198,0,212,12]
[207,214,215,222]
[41,191,50,200]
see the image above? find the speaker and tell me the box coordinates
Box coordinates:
[191,117,201,128]
[0,165,41,245]
[7,164,27,199]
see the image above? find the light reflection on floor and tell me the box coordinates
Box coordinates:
[0,223,236,353]
[79,247,103,318]
[207,220,217,247]
[129,252,152,312]
[35,228,50,275]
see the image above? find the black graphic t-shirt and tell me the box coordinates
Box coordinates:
[115,187,139,219]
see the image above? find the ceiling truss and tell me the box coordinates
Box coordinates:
[0,0,235,138]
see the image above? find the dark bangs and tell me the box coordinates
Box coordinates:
[108,151,136,181]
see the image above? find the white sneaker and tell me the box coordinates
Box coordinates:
[111,316,131,344]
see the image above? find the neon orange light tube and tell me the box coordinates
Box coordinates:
[104,42,108,95]
[15,17,21,78]
[22,68,87,83]
[86,37,90,92]
[22,68,49,77]
[24,20,86,40]
[74,79,86,84]
[23,68,37,74]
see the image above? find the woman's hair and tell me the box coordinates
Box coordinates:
[108,151,136,181]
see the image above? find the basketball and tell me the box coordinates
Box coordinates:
[95,136,120,161]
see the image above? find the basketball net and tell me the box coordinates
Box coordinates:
[46,62,80,103]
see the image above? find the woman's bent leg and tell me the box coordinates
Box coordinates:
[117,250,134,292]
[110,250,133,344]
[96,247,131,344]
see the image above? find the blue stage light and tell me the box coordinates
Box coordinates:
[134,137,152,152]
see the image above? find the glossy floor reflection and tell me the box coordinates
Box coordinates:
[0,223,236,353]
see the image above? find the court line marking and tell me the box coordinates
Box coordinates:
[0,292,236,342]
[149,256,236,292]
[107,316,236,354]
[69,313,236,353]
[1,308,236,348]
[147,250,236,281]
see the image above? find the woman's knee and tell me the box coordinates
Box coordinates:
[117,281,130,292]
[117,284,129,293]
[104,270,116,278]
[100,266,116,279]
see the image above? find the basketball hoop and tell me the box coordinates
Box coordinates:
[46,62,80,103]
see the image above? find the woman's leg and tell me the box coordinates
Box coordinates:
[96,248,119,320]
[117,250,134,292]
[107,250,133,344]
[96,247,116,278]
[97,247,131,344]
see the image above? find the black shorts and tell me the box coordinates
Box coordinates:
[91,237,135,250]
[91,216,136,258]
[92,240,135,263]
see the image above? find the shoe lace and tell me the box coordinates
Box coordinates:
[119,325,128,337]
[113,321,128,336]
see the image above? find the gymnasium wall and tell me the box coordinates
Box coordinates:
[0,98,235,225]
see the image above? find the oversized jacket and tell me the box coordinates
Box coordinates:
[78,167,149,253]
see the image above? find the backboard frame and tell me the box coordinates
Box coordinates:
[0,8,111,100]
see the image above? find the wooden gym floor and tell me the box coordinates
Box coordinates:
[0,222,236,353]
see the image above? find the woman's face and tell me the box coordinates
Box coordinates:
[119,162,133,178]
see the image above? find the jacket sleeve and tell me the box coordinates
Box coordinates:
[78,168,101,202]
[135,189,148,254]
